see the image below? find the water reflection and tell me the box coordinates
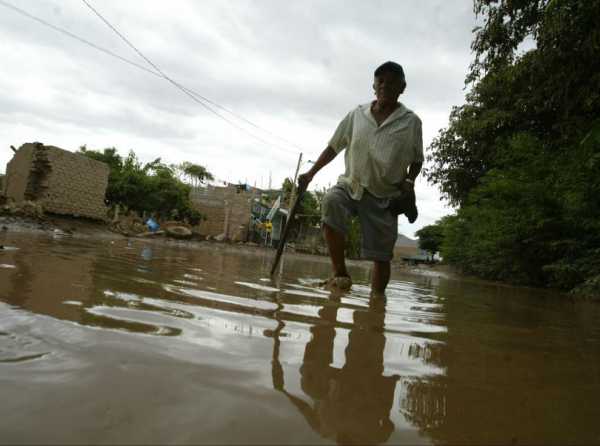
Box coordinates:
[271,294,399,444]
[394,278,600,445]
[1,232,600,445]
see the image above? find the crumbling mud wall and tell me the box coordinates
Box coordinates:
[3,144,35,202]
[0,174,4,195]
[190,185,257,239]
[3,143,109,220]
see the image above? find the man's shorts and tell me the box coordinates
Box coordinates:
[321,184,398,262]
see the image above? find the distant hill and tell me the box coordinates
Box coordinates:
[396,233,418,247]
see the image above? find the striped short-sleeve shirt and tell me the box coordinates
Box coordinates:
[328,101,423,200]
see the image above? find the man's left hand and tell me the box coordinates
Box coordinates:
[400,179,414,193]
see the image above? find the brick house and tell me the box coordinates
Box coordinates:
[3,142,109,220]
[190,184,260,240]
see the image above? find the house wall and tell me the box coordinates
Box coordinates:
[195,202,226,236]
[393,245,420,260]
[190,185,258,239]
[3,144,35,201]
[42,145,109,219]
[3,143,109,220]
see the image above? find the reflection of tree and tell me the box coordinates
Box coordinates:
[271,295,399,445]
[399,277,600,445]
[400,378,447,434]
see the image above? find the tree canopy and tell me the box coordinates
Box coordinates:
[416,223,445,260]
[173,161,214,187]
[79,146,208,224]
[426,0,600,297]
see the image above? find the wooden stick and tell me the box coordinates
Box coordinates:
[270,183,306,276]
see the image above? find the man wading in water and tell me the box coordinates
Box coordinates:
[298,61,423,296]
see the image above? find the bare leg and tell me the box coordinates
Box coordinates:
[372,260,390,295]
[323,223,349,278]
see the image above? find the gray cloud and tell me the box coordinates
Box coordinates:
[0,0,477,236]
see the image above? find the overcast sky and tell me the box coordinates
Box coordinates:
[0,0,477,237]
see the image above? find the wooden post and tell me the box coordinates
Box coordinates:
[277,152,302,275]
[288,153,303,213]
[223,200,230,239]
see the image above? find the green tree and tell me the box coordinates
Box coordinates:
[280,177,321,219]
[345,217,362,259]
[79,147,205,224]
[416,223,445,261]
[278,178,323,241]
[183,162,214,187]
[281,177,294,207]
[426,0,600,295]
[171,162,214,187]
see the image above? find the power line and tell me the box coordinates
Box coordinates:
[0,0,301,156]
[0,0,161,77]
[79,0,305,153]
[81,0,304,153]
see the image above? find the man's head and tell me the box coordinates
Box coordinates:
[373,61,406,104]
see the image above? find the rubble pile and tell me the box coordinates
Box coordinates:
[0,200,45,219]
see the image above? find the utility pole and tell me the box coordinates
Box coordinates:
[288,153,303,212]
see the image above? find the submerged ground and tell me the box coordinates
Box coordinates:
[1,229,599,445]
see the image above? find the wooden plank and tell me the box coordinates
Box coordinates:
[270,183,306,276]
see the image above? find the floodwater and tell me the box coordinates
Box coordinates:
[1,233,600,445]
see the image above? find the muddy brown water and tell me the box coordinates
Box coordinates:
[1,232,599,445]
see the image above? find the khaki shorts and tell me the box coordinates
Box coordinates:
[321,184,398,262]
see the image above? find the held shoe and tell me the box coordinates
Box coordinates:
[404,197,418,223]
[388,189,418,223]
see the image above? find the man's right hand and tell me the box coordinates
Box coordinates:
[295,146,337,192]
[297,172,314,191]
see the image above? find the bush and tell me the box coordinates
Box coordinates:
[79,146,208,223]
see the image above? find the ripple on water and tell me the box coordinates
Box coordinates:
[84,306,182,337]
[163,284,279,312]
[0,352,49,363]
[0,330,50,364]
[172,279,197,287]
[234,281,280,293]
[283,282,330,298]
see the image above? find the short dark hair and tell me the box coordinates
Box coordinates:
[374,61,406,94]
[374,61,405,80]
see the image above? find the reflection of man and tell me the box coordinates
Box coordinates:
[271,296,399,444]
[298,61,423,296]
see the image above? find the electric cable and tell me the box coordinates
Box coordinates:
[0,0,161,78]
[0,0,301,156]
[80,0,304,153]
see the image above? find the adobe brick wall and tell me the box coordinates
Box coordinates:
[195,203,226,235]
[3,143,109,220]
[42,145,109,219]
[3,144,35,201]
[190,185,257,238]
